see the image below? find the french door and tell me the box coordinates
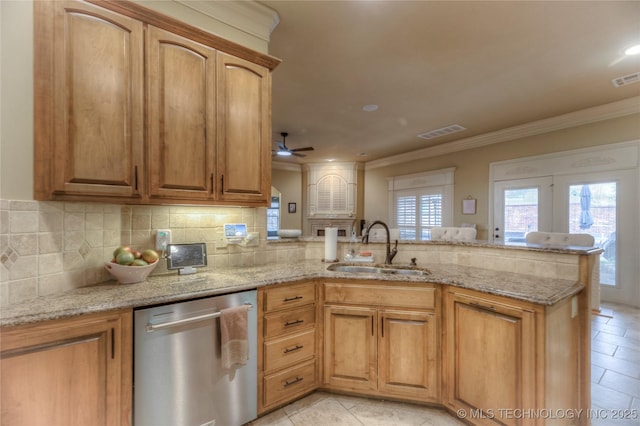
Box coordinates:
[493,170,638,307]
[553,171,637,305]
[492,177,552,243]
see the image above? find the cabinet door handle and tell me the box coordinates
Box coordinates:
[470,301,497,312]
[284,295,303,302]
[110,328,115,359]
[371,316,374,336]
[221,174,224,192]
[284,376,303,387]
[134,166,139,191]
[210,173,214,194]
[283,345,303,354]
[284,319,304,327]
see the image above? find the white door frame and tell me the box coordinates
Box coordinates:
[492,177,553,243]
[553,170,638,305]
[489,140,640,308]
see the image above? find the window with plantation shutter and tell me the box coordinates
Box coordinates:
[397,195,417,240]
[307,163,357,218]
[317,175,347,212]
[388,168,454,240]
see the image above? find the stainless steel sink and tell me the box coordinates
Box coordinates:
[327,263,431,276]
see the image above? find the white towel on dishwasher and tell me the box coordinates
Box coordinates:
[220,305,249,369]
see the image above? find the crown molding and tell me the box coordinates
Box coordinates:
[272,161,303,172]
[175,0,280,43]
[366,96,640,170]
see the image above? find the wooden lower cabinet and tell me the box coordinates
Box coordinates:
[0,310,133,426]
[323,281,440,403]
[378,309,438,400]
[324,305,377,392]
[444,286,588,426]
[258,281,319,414]
[444,288,537,426]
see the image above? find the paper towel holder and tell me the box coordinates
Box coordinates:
[323,227,339,263]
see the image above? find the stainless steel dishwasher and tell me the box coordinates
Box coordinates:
[134,289,257,426]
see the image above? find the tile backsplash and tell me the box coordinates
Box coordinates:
[0,199,304,305]
[1,198,590,307]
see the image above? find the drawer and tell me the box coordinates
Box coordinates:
[264,282,316,312]
[324,282,436,309]
[264,305,316,339]
[264,328,316,373]
[263,359,316,408]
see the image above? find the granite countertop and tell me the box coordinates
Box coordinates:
[0,259,584,327]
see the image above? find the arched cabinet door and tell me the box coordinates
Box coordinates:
[216,52,272,206]
[46,1,144,199]
[147,25,216,202]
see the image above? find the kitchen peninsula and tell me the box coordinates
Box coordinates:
[1,241,599,426]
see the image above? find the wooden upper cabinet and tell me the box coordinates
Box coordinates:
[217,52,272,205]
[38,1,145,199]
[147,26,216,201]
[34,0,280,206]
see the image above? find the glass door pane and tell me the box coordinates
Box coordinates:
[493,177,552,243]
[568,183,617,285]
[504,187,539,243]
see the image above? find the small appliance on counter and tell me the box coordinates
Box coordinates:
[166,243,207,275]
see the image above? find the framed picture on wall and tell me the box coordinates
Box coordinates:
[288,203,296,213]
[462,197,476,215]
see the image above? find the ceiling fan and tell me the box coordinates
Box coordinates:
[273,132,314,157]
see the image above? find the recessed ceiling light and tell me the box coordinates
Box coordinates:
[625,44,640,56]
[362,104,378,112]
[326,158,335,162]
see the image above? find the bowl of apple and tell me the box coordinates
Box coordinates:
[105,246,160,284]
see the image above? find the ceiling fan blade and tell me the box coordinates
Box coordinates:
[292,152,306,157]
[290,146,314,152]
[277,142,287,151]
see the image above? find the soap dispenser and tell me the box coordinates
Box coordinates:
[344,231,357,261]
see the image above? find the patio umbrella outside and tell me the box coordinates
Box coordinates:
[580,185,594,230]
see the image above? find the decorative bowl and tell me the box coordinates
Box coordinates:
[105,261,158,284]
[278,229,302,238]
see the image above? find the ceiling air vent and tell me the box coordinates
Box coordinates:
[612,72,640,88]
[417,124,466,140]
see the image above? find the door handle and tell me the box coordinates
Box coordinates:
[284,319,304,327]
[284,376,303,387]
[283,345,303,354]
[146,303,253,332]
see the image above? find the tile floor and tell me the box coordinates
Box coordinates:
[251,302,640,426]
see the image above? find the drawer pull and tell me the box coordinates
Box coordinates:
[284,376,304,387]
[470,301,496,312]
[283,295,304,302]
[283,344,303,354]
[284,319,304,327]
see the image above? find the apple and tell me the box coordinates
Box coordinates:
[116,251,135,265]
[113,245,131,259]
[141,249,159,264]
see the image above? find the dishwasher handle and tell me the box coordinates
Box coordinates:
[146,303,253,332]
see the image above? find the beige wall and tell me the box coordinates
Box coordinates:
[1,1,34,200]
[272,168,303,230]
[364,114,640,240]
